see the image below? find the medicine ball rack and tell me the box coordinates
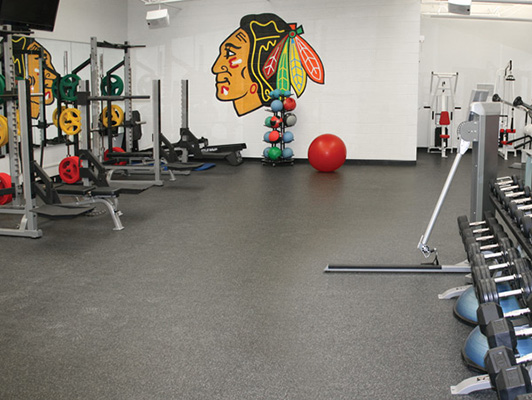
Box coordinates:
[324,93,499,273]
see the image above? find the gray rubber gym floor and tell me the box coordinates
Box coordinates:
[0,150,522,400]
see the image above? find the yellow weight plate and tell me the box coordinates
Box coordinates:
[101,105,124,128]
[0,115,7,146]
[59,108,82,136]
[52,106,66,128]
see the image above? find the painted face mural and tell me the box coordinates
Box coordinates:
[12,36,59,119]
[212,13,325,117]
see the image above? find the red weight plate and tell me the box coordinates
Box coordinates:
[59,156,81,184]
[0,172,13,205]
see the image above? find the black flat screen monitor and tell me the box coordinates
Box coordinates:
[0,0,60,32]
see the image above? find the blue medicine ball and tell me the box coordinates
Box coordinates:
[283,131,294,143]
[271,100,284,112]
[270,89,281,99]
[263,147,271,158]
[264,132,271,142]
[282,147,294,159]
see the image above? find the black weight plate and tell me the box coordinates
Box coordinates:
[514,259,528,278]
[522,216,532,238]
[520,271,532,298]
[457,215,470,232]
[516,209,527,226]
[499,237,514,254]
[467,242,482,261]
[472,265,490,286]
[506,248,520,266]
[471,253,487,268]
[478,279,498,304]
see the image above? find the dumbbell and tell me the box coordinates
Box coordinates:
[462,223,505,245]
[510,203,532,226]
[503,187,532,212]
[490,175,520,191]
[495,180,527,202]
[477,300,532,336]
[464,228,508,256]
[471,252,528,285]
[459,217,501,240]
[476,272,532,304]
[466,235,513,263]
[484,346,532,400]
[457,212,497,232]
[485,316,532,351]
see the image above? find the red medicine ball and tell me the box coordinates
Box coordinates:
[283,97,296,111]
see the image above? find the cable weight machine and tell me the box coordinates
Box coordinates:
[325,90,499,273]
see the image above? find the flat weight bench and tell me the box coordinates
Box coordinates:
[54,184,125,231]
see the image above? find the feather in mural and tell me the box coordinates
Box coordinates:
[264,23,324,97]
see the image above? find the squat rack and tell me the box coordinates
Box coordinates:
[0,29,42,238]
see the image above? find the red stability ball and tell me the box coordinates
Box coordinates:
[308,134,347,172]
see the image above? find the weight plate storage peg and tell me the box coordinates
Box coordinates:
[0,172,13,205]
[59,108,82,135]
[0,115,8,147]
[101,105,124,128]
[101,75,124,96]
[59,156,81,184]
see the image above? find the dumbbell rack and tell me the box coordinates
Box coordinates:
[449,181,532,399]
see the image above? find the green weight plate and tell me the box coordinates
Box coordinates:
[59,74,81,102]
[52,76,59,100]
[101,74,124,96]
[0,74,5,104]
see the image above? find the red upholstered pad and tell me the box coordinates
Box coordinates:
[440,134,450,139]
[439,111,450,126]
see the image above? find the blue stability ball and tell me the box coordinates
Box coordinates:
[453,286,479,325]
[271,99,284,112]
[283,131,294,143]
[282,147,294,159]
[263,147,270,158]
[264,132,271,142]
[462,325,532,370]
[270,89,281,99]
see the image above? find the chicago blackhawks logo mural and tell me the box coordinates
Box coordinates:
[12,36,59,119]
[212,13,325,117]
